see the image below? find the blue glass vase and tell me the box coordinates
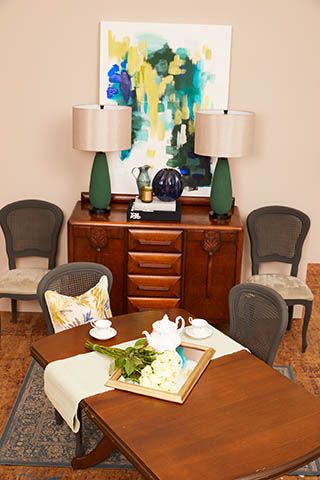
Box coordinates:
[152,168,184,202]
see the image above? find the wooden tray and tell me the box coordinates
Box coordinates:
[106,342,214,404]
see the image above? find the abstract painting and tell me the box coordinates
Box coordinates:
[100,21,232,196]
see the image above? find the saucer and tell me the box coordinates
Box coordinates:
[89,327,117,341]
[184,325,213,340]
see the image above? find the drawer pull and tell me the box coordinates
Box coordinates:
[138,240,172,246]
[138,285,170,292]
[138,262,172,269]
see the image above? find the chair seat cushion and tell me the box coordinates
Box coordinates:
[247,274,313,301]
[0,268,49,295]
[44,275,112,333]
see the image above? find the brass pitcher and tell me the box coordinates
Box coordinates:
[131,165,151,197]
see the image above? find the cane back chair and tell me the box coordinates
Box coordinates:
[246,206,312,353]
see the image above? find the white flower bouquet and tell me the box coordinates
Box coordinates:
[139,350,184,393]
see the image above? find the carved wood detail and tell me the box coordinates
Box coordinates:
[90,227,108,252]
[202,232,221,256]
[202,232,221,298]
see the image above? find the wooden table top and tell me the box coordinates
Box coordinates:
[31,309,320,480]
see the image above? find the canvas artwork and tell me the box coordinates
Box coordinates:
[99,21,232,196]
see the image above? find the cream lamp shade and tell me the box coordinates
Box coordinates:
[194,109,255,220]
[72,104,132,152]
[72,104,132,214]
[195,110,255,158]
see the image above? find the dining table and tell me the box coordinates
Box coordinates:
[30,308,320,480]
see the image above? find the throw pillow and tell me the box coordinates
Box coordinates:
[44,275,112,333]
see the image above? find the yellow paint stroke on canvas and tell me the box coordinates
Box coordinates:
[159,75,173,96]
[181,95,190,120]
[143,64,162,137]
[127,42,148,76]
[201,96,210,110]
[202,45,212,60]
[188,119,195,135]
[174,109,182,125]
[168,55,186,75]
[108,31,130,63]
[193,103,200,117]
[137,63,174,139]
[157,121,165,141]
[146,149,156,158]
[135,69,145,104]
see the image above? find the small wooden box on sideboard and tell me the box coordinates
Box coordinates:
[67,195,244,325]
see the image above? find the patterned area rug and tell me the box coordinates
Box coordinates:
[0,361,133,470]
[0,362,319,476]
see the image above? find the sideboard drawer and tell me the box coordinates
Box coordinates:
[127,275,181,297]
[128,229,182,253]
[127,297,181,312]
[128,252,182,276]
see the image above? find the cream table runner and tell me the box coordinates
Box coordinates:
[44,327,247,433]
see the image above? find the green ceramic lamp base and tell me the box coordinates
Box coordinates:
[89,152,111,214]
[209,210,231,220]
[89,206,111,215]
[210,157,232,220]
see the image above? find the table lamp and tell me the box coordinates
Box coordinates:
[72,104,132,213]
[195,110,255,219]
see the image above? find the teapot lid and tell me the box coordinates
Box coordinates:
[153,314,177,332]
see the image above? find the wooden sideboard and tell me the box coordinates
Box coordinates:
[67,197,244,325]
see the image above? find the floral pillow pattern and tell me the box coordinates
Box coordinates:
[44,275,112,333]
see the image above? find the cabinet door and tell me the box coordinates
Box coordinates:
[183,230,239,324]
[68,225,126,315]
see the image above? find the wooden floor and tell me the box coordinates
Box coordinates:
[0,264,319,480]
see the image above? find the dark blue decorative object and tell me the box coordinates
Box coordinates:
[152,168,184,202]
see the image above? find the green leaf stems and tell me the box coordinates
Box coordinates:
[85,339,157,382]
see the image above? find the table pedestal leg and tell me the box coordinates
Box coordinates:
[71,434,115,469]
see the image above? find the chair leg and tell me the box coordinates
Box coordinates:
[75,409,85,457]
[54,408,63,425]
[302,301,312,353]
[11,299,17,323]
[287,305,294,330]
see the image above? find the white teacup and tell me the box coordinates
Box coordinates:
[188,317,209,336]
[90,319,112,334]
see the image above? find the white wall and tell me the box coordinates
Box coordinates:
[0,0,319,311]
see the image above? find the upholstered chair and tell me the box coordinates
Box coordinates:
[0,200,63,322]
[246,206,312,353]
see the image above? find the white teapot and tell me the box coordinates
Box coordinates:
[142,314,185,352]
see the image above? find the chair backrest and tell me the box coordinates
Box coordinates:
[229,283,288,365]
[37,262,113,334]
[247,206,310,277]
[0,199,64,269]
